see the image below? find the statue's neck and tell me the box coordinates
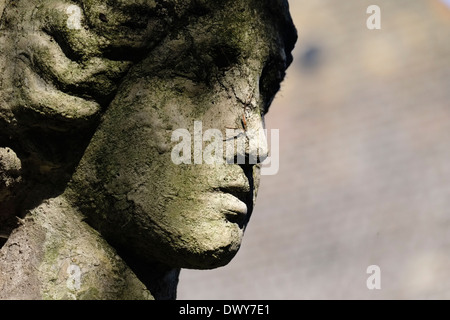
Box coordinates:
[0,196,179,300]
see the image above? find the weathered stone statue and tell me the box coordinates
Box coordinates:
[0,0,296,299]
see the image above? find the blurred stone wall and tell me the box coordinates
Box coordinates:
[178,0,450,299]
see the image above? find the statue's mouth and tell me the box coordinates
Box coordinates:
[215,182,251,226]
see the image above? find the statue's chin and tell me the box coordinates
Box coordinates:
[149,217,245,270]
[177,227,244,270]
[114,189,251,269]
[99,203,246,270]
[183,246,242,270]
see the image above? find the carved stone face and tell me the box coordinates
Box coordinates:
[70,74,267,269]
[0,0,296,269]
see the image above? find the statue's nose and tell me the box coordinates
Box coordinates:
[226,112,268,165]
[244,113,269,164]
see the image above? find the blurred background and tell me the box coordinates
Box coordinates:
[178,0,450,299]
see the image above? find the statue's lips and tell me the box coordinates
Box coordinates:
[212,184,250,224]
[220,193,248,215]
[219,194,248,225]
